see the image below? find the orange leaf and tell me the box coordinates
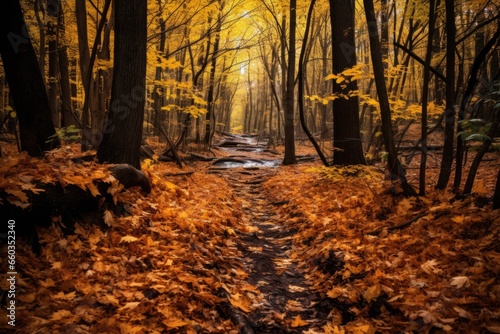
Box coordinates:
[291,315,308,327]
[163,318,189,329]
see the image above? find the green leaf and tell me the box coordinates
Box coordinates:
[465,133,491,142]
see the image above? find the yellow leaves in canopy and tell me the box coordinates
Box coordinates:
[325,64,365,83]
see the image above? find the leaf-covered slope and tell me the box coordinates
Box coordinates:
[264,165,499,333]
[0,151,255,333]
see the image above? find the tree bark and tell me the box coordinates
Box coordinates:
[436,0,456,189]
[0,0,59,156]
[298,0,329,166]
[419,0,438,195]
[205,6,222,146]
[282,0,297,165]
[57,2,78,127]
[462,108,499,195]
[454,20,500,191]
[363,0,416,196]
[97,0,147,169]
[330,0,366,165]
[494,167,500,210]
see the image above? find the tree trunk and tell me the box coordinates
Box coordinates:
[57,2,78,127]
[419,0,438,195]
[436,0,456,189]
[97,0,146,169]
[462,108,499,195]
[47,19,60,127]
[363,0,416,196]
[0,0,59,156]
[205,7,222,145]
[58,46,78,127]
[282,0,297,165]
[298,0,328,166]
[454,21,500,192]
[330,0,366,165]
[494,167,500,210]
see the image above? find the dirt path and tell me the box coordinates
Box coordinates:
[209,136,328,333]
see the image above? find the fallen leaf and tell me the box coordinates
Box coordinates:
[363,284,380,302]
[450,276,470,289]
[291,314,308,327]
[120,235,139,243]
[327,286,344,299]
[163,318,189,329]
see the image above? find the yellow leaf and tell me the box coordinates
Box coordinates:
[51,261,62,269]
[327,286,344,299]
[363,284,381,302]
[450,276,470,289]
[453,306,471,318]
[120,235,139,243]
[53,291,76,300]
[119,302,141,311]
[421,259,443,275]
[104,210,114,227]
[291,315,308,327]
[50,309,73,321]
[345,322,376,334]
[229,295,252,313]
[86,181,100,197]
[451,215,465,223]
[5,189,29,203]
[163,318,189,329]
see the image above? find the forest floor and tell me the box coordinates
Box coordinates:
[0,135,499,333]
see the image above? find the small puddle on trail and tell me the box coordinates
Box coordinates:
[212,159,281,169]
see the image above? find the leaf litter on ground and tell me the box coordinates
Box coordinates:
[1,144,499,333]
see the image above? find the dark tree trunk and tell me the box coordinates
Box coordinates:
[494,167,500,210]
[454,21,500,192]
[58,46,78,127]
[363,0,416,196]
[57,3,78,127]
[282,0,297,165]
[463,108,499,195]
[330,0,366,165]
[47,20,60,127]
[0,0,59,156]
[419,0,438,195]
[436,0,456,189]
[205,8,222,146]
[298,0,329,166]
[97,0,146,169]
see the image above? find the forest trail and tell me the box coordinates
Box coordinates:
[209,136,327,333]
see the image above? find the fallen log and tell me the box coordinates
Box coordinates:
[1,164,151,253]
